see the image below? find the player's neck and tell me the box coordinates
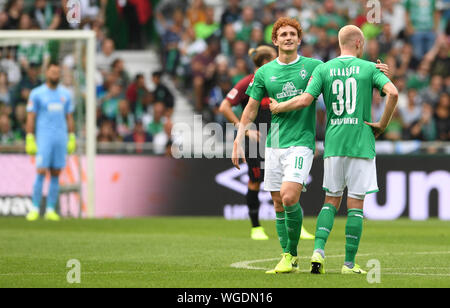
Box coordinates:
[339,49,358,58]
[277,51,299,65]
[46,82,58,90]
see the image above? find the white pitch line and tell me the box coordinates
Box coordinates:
[230,251,450,275]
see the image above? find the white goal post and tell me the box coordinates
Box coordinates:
[0,30,96,218]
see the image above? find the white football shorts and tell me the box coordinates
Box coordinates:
[322,156,379,200]
[263,146,314,192]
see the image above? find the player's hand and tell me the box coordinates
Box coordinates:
[231,140,246,170]
[269,98,280,114]
[67,133,76,154]
[364,121,385,139]
[376,59,390,78]
[25,133,38,155]
[246,129,261,142]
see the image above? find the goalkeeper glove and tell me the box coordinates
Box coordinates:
[67,133,76,154]
[25,133,38,155]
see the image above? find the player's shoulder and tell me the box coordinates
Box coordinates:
[29,84,46,96]
[301,56,324,67]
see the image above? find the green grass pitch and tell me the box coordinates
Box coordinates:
[1,217,450,288]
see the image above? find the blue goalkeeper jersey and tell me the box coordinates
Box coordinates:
[27,84,74,140]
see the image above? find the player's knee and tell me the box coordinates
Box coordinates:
[281,194,298,207]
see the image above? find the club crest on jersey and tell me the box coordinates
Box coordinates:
[300,69,307,79]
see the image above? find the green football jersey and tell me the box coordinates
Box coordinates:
[246,55,323,150]
[305,56,391,159]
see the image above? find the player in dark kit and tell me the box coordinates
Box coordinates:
[219,45,314,240]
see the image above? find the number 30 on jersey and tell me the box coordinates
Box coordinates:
[332,77,357,116]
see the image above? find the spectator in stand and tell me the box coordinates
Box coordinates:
[97,119,117,142]
[97,38,117,78]
[124,119,153,153]
[2,0,24,30]
[0,48,21,85]
[0,113,18,144]
[407,61,431,91]
[220,0,241,30]
[194,6,219,40]
[191,35,220,112]
[408,103,437,140]
[161,9,185,76]
[30,0,61,30]
[10,63,42,106]
[249,26,265,50]
[126,73,150,117]
[116,99,135,140]
[99,82,123,120]
[383,108,404,141]
[110,58,130,89]
[422,74,444,106]
[152,71,175,118]
[12,102,26,141]
[315,0,346,42]
[0,72,11,106]
[147,101,166,136]
[405,0,440,60]
[381,0,406,39]
[186,0,207,28]
[220,23,236,61]
[435,92,450,140]
[233,6,262,42]
[399,88,423,131]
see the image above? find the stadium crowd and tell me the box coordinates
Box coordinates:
[0,0,449,152]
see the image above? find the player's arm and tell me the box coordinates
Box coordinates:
[66,95,76,154]
[232,97,260,169]
[219,98,240,127]
[365,82,399,138]
[269,93,315,114]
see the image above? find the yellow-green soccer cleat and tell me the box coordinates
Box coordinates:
[44,210,61,221]
[266,254,299,274]
[341,264,367,274]
[26,210,39,221]
[274,253,294,273]
[300,225,315,240]
[310,252,325,274]
[251,226,269,240]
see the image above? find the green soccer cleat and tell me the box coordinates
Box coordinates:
[310,251,325,274]
[341,264,367,274]
[26,210,39,221]
[265,254,299,274]
[251,226,269,240]
[300,225,315,240]
[44,210,61,221]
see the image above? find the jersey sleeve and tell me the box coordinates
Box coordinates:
[372,64,391,97]
[245,69,266,102]
[226,75,250,106]
[305,64,324,98]
[26,89,39,113]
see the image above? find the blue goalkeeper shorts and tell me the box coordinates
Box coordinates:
[36,136,67,169]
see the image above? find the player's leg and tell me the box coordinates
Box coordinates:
[27,138,51,221]
[341,157,377,274]
[26,168,47,221]
[310,156,345,273]
[341,196,366,274]
[44,168,62,221]
[246,157,268,240]
[44,139,67,221]
[279,146,314,258]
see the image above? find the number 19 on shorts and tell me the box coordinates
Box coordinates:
[295,156,303,169]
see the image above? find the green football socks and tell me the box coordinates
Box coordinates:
[314,203,338,253]
[283,203,303,257]
[345,209,364,268]
[275,211,288,250]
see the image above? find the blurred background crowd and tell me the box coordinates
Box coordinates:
[0,0,449,153]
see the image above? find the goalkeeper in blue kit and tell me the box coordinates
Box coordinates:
[25,62,76,221]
